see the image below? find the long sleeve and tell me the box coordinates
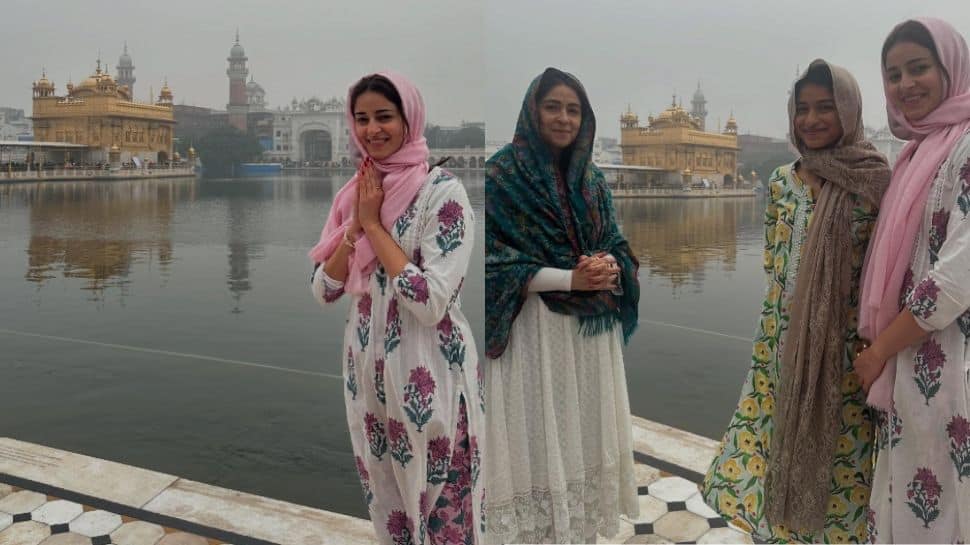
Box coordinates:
[763,168,783,277]
[310,262,346,307]
[528,267,572,292]
[907,149,970,332]
[392,179,474,327]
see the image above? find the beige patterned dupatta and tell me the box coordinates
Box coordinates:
[765,59,890,533]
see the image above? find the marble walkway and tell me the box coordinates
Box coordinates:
[0,416,751,545]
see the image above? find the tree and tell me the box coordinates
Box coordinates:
[193,127,263,177]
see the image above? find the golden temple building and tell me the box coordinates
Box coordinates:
[619,95,740,188]
[31,60,176,164]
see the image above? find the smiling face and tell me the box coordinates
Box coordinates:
[353,91,406,160]
[537,84,582,156]
[884,41,946,122]
[794,82,844,150]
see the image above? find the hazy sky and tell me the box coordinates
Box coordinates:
[0,0,483,126]
[486,0,970,141]
[4,1,970,141]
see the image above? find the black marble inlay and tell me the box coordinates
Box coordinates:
[667,500,687,511]
[708,517,728,529]
[92,535,112,545]
[51,523,70,534]
[637,485,650,495]
[12,513,30,523]
[634,522,653,535]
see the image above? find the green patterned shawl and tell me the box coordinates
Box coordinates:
[485,68,639,359]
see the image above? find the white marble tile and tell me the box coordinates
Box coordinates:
[653,511,710,542]
[631,416,719,476]
[0,486,13,500]
[0,439,177,508]
[38,532,92,545]
[143,478,377,545]
[110,520,166,545]
[0,491,47,515]
[648,476,699,503]
[32,500,83,525]
[0,520,50,545]
[0,513,10,532]
[622,495,668,525]
[697,526,754,544]
[685,492,719,519]
[69,510,123,537]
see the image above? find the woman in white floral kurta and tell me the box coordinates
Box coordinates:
[867,131,970,543]
[854,19,970,542]
[310,73,483,545]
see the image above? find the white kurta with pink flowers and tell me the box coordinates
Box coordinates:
[869,132,970,544]
[312,168,484,545]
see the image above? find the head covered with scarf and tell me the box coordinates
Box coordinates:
[484,67,639,359]
[765,59,891,533]
[308,71,430,294]
[860,18,970,410]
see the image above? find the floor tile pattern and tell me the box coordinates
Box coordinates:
[0,486,233,545]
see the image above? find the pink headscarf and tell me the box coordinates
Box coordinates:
[308,72,430,294]
[860,18,970,410]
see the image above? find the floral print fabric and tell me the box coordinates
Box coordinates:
[869,134,970,544]
[313,168,483,545]
[701,163,878,543]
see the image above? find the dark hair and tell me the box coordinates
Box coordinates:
[350,74,408,129]
[536,69,586,107]
[882,20,948,82]
[794,63,834,101]
[535,68,589,173]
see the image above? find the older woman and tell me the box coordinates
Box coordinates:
[484,67,640,544]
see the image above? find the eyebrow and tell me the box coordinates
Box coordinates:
[541,98,581,107]
[354,108,395,116]
[886,56,933,71]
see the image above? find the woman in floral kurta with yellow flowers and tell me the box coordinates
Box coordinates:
[702,60,889,543]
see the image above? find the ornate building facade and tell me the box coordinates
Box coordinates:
[31,58,176,164]
[620,92,740,188]
[265,96,351,165]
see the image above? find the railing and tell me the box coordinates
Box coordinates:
[611,187,757,198]
[1,166,195,181]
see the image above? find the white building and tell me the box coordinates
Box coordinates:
[265,97,351,165]
[867,126,906,167]
[0,108,32,141]
[594,136,622,165]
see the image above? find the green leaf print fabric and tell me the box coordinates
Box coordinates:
[701,164,878,543]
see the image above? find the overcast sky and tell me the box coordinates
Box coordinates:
[486,0,970,141]
[4,1,970,141]
[0,0,483,126]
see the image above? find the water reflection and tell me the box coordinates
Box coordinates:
[0,170,481,516]
[616,197,764,291]
[20,180,192,299]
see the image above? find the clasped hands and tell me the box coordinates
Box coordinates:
[346,158,384,242]
[571,252,620,291]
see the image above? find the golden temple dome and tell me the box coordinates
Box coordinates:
[620,104,639,128]
[34,69,53,89]
[648,95,700,130]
